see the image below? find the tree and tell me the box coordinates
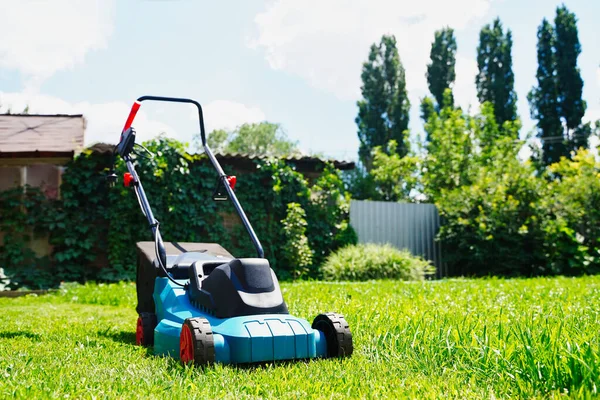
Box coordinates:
[554,5,588,151]
[203,122,300,157]
[527,19,565,166]
[369,140,419,202]
[426,27,457,109]
[356,35,410,168]
[476,18,518,126]
[422,90,475,202]
[528,7,589,166]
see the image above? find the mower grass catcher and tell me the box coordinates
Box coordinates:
[111,96,353,365]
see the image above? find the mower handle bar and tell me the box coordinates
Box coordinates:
[120,95,264,259]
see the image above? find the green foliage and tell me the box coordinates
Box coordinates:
[321,243,434,281]
[554,5,587,138]
[476,18,518,126]
[529,7,589,166]
[356,34,410,168]
[437,137,547,276]
[203,122,300,157]
[542,150,600,274]
[370,140,419,201]
[426,27,457,109]
[51,150,112,282]
[422,92,475,202]
[528,18,565,166]
[0,137,354,288]
[280,203,313,279]
[0,187,58,289]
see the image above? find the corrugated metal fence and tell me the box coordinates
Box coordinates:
[349,200,446,277]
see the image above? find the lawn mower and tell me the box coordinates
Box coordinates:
[109,96,353,365]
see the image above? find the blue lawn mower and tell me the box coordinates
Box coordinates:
[109,96,353,365]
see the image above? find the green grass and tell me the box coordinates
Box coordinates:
[1,277,599,399]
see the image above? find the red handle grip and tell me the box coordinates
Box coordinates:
[122,101,141,135]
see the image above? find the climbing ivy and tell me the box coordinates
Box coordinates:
[0,137,356,288]
[0,186,58,289]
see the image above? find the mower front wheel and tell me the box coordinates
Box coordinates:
[312,312,353,358]
[180,317,215,365]
[136,312,157,347]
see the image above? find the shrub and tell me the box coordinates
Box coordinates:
[541,149,600,275]
[321,243,434,281]
[280,202,313,279]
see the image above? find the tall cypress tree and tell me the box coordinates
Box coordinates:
[527,19,565,166]
[426,27,457,109]
[528,6,588,166]
[476,18,518,126]
[356,35,410,168]
[555,5,588,151]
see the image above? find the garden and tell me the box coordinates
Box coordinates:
[1,4,600,399]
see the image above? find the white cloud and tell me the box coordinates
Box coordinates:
[251,0,493,102]
[453,56,479,111]
[1,93,270,148]
[0,92,174,146]
[201,100,267,132]
[0,1,115,88]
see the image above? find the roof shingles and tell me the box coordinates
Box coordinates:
[0,114,85,154]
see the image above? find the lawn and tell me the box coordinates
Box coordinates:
[0,277,599,399]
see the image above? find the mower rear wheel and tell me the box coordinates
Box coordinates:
[180,317,215,365]
[136,312,157,347]
[312,312,353,358]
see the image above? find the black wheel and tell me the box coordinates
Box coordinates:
[180,317,215,365]
[136,312,157,347]
[312,312,353,358]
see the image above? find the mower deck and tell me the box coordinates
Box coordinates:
[153,277,327,363]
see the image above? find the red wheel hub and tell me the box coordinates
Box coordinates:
[180,324,194,363]
[136,317,143,345]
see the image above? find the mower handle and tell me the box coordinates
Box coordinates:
[118,95,265,259]
[128,96,208,146]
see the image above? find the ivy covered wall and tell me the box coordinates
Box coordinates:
[0,138,356,289]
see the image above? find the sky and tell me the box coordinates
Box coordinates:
[0,0,598,161]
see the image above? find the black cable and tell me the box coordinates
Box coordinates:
[154,223,186,287]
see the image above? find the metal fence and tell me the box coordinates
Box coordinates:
[349,200,446,277]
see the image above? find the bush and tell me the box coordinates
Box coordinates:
[321,244,434,281]
[436,139,547,276]
[541,149,600,275]
[280,202,313,279]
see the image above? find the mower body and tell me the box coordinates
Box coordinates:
[136,242,329,364]
[153,277,327,363]
[120,96,352,365]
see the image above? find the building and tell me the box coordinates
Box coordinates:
[0,114,86,196]
[0,114,86,257]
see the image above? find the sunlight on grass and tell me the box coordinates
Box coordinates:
[0,277,599,398]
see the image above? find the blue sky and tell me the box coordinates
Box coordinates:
[0,0,598,161]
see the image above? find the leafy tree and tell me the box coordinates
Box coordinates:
[203,122,300,157]
[436,136,546,276]
[369,140,419,202]
[476,18,518,126]
[555,5,588,151]
[529,7,589,166]
[422,90,475,202]
[356,34,410,168]
[528,19,565,166]
[420,97,436,126]
[426,27,457,109]
[542,149,600,274]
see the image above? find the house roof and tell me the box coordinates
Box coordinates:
[0,114,86,158]
[87,143,355,171]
